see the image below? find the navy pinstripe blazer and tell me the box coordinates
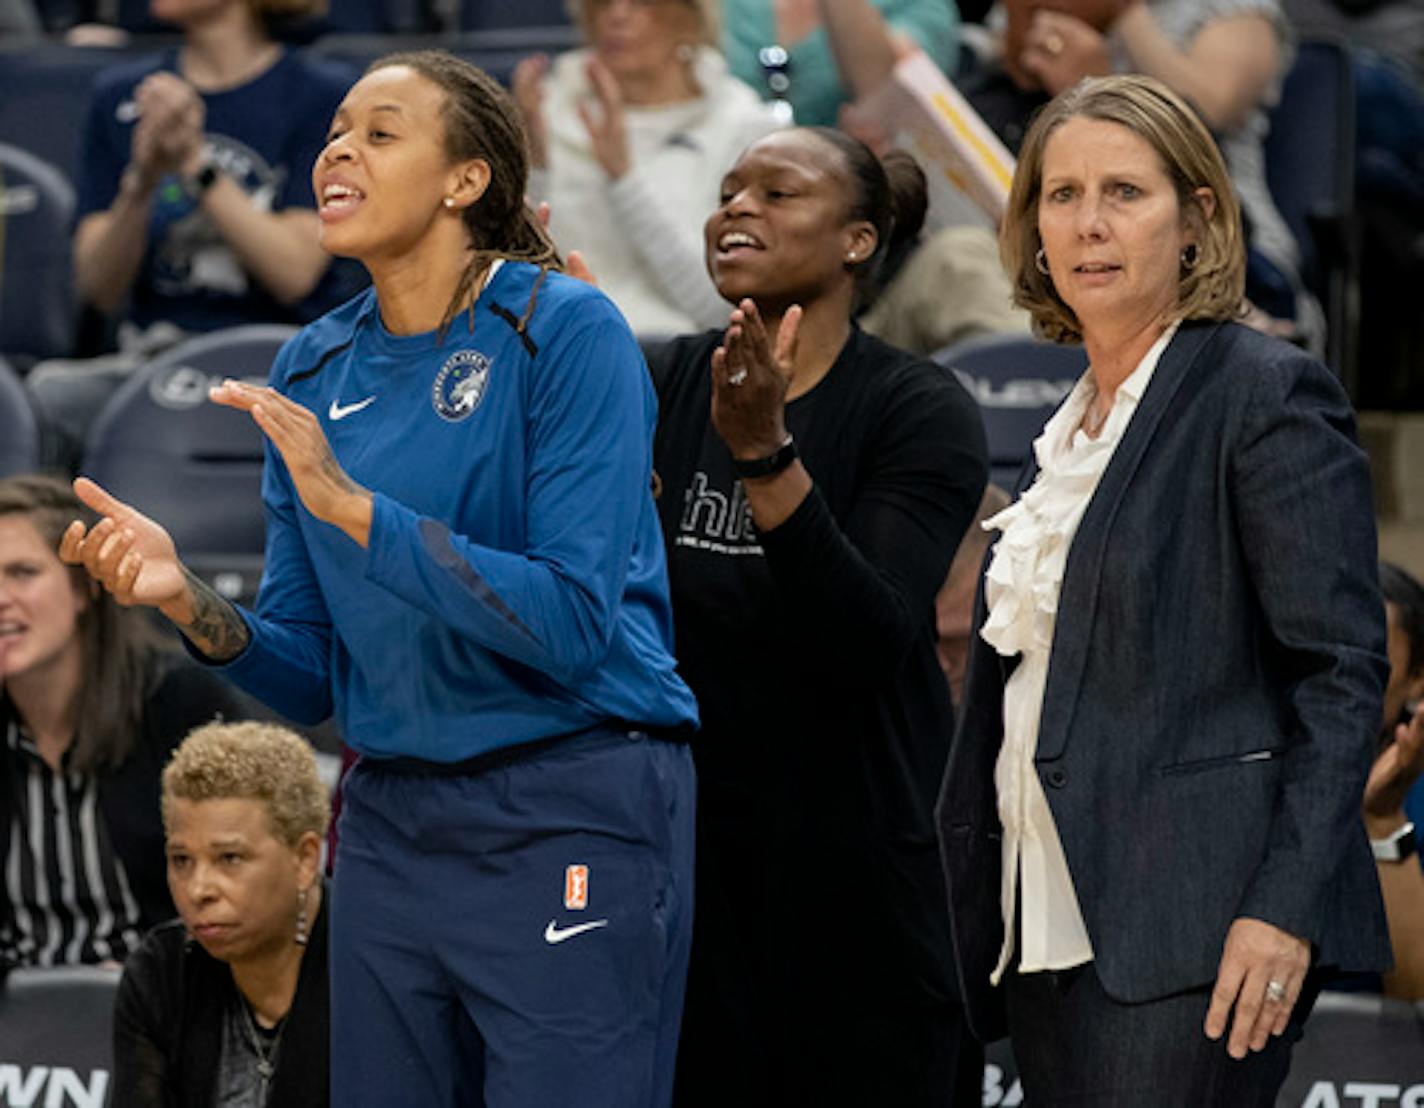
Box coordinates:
[935,320,1393,1043]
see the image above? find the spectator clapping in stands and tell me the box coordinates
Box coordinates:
[514,0,782,336]
[112,720,330,1107]
[28,0,361,470]
[0,475,252,971]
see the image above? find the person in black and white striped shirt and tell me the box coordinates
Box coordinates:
[0,474,251,969]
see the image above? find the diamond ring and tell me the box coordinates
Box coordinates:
[1265,980,1287,1003]
[727,369,748,386]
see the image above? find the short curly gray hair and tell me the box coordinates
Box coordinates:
[162,721,330,847]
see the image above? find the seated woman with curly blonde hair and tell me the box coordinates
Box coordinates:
[112,720,330,1108]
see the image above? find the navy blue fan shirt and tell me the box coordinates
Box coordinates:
[77,48,361,331]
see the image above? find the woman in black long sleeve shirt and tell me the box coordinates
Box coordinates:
[653,127,988,1108]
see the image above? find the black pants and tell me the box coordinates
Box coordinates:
[1004,962,1318,1107]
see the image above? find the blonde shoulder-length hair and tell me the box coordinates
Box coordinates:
[1001,74,1246,345]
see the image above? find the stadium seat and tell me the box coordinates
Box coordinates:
[1264,36,1359,393]
[0,42,154,190]
[327,0,436,32]
[459,0,573,31]
[80,324,297,606]
[311,26,579,86]
[0,355,41,479]
[0,142,77,364]
[0,964,120,1106]
[932,331,1083,492]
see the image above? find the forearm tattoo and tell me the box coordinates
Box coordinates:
[179,567,251,662]
[319,448,363,498]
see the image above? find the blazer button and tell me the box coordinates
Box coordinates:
[1047,768,1067,788]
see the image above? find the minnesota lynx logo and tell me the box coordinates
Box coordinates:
[432,350,492,422]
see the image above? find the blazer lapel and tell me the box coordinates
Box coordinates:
[1032,322,1220,763]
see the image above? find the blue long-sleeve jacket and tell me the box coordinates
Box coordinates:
[203,262,698,761]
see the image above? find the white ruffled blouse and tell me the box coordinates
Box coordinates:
[982,323,1176,984]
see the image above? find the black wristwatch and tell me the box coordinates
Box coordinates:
[730,436,797,480]
[186,159,220,198]
[1372,821,1418,863]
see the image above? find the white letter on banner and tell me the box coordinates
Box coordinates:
[1345,1084,1401,1108]
[1400,1085,1424,1108]
[1301,1082,1342,1108]
[0,1065,48,1108]
[45,1068,109,1108]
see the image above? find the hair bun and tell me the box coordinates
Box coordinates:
[879,148,928,253]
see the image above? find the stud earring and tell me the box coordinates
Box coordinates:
[1035,248,1050,276]
[443,196,455,210]
[846,252,857,262]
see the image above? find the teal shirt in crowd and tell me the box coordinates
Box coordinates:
[722,0,961,127]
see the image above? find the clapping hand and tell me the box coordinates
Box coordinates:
[209,381,373,547]
[578,57,631,180]
[130,71,206,183]
[710,299,801,461]
[512,54,550,170]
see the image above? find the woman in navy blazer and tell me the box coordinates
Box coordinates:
[935,74,1391,1106]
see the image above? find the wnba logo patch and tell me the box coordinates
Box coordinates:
[432,349,492,422]
[564,864,589,910]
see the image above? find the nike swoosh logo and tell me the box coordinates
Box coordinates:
[328,396,376,421]
[544,919,609,944]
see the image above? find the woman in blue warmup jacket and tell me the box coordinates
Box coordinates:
[61,49,699,1108]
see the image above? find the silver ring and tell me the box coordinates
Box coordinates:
[1265,980,1287,1003]
[727,369,748,387]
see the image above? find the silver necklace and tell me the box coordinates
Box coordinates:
[236,993,287,1097]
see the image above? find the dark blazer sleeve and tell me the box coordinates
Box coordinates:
[1226,350,1387,944]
